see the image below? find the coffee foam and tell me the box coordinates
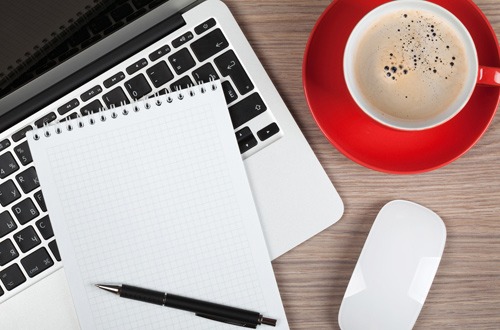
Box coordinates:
[353,9,468,121]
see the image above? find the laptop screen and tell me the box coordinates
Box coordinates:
[0,0,169,117]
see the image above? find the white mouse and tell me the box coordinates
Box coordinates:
[338,200,446,330]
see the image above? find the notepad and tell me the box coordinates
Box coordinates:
[28,81,289,329]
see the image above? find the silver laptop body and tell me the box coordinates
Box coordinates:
[0,0,343,328]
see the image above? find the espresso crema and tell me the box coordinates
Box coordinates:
[353,9,468,121]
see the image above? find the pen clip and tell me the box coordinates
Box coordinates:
[195,313,258,329]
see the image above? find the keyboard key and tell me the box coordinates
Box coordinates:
[0,264,26,291]
[33,191,47,212]
[0,180,21,207]
[103,87,130,108]
[228,93,267,128]
[126,58,148,75]
[15,167,39,194]
[34,112,57,128]
[103,72,126,88]
[168,48,195,75]
[12,198,39,225]
[48,240,61,262]
[81,99,104,116]
[13,141,33,166]
[15,226,40,253]
[214,50,254,95]
[146,61,174,88]
[190,29,229,62]
[192,63,219,84]
[81,85,103,102]
[257,123,280,141]
[236,128,258,154]
[0,139,11,153]
[62,113,78,122]
[0,239,19,266]
[172,31,194,48]
[21,247,54,278]
[124,74,152,100]
[194,18,216,35]
[57,98,80,115]
[12,126,33,142]
[0,212,17,237]
[36,215,54,240]
[149,45,171,62]
[170,76,194,91]
[221,81,238,104]
[0,152,19,179]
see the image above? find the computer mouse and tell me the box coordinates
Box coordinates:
[338,200,446,330]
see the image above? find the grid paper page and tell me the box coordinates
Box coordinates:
[28,81,289,329]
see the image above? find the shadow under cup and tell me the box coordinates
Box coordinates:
[344,0,481,131]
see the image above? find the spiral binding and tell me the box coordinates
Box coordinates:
[32,80,219,141]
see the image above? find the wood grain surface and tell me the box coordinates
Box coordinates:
[222,0,500,328]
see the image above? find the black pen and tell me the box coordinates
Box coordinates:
[95,284,277,328]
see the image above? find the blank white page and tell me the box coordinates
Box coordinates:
[28,81,289,329]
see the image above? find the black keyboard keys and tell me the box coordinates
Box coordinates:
[190,29,228,62]
[172,31,194,48]
[103,72,126,88]
[126,58,148,75]
[58,99,80,115]
[14,141,33,166]
[12,198,39,225]
[146,61,174,88]
[168,48,196,75]
[34,190,47,212]
[194,18,216,35]
[81,85,103,102]
[228,93,267,128]
[15,226,40,253]
[236,127,257,154]
[170,76,194,91]
[81,99,104,115]
[34,112,57,128]
[0,211,17,237]
[214,50,254,95]
[15,167,39,193]
[103,87,130,108]
[0,139,11,153]
[149,45,171,62]
[0,239,19,266]
[222,81,238,104]
[0,264,26,291]
[192,63,219,84]
[257,123,280,141]
[125,74,152,100]
[21,247,54,278]
[48,240,61,262]
[0,152,19,179]
[36,215,54,240]
[12,126,33,142]
[0,180,21,207]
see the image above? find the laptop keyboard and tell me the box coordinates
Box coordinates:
[0,16,283,301]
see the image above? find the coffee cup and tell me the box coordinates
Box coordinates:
[343,0,500,131]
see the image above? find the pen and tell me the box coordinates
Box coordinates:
[95,284,277,328]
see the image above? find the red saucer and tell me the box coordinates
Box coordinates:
[303,0,500,174]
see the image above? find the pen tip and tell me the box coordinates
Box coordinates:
[94,284,121,294]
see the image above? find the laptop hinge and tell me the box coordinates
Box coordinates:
[0,13,185,134]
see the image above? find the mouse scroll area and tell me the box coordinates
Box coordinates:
[339,200,446,330]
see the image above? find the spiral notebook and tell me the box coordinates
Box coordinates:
[27,81,289,329]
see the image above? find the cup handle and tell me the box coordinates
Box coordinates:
[477,65,500,86]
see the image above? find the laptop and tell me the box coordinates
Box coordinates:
[0,0,344,328]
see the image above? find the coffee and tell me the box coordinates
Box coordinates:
[352,9,469,121]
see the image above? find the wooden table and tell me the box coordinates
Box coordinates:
[223,0,500,328]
